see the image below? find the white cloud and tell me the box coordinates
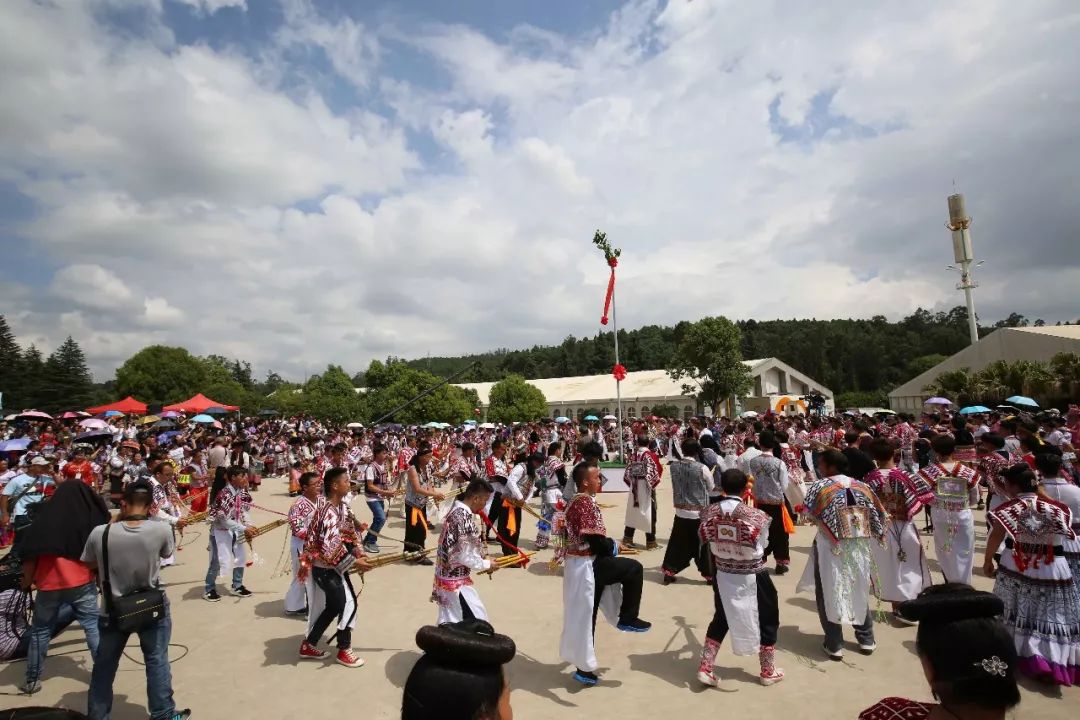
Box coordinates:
[1,0,1077,382]
[50,265,135,312]
[174,0,246,14]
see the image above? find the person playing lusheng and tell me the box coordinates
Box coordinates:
[858,583,1020,720]
[402,620,515,720]
[696,468,784,688]
[558,461,651,687]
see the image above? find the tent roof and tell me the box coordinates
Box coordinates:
[163,393,239,413]
[85,396,148,414]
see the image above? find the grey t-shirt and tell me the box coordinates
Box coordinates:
[81,521,175,614]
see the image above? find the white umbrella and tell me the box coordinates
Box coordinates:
[79,418,109,429]
[346,422,364,429]
[479,422,496,429]
[740,410,759,418]
[603,414,617,420]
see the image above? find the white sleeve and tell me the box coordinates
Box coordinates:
[506,466,525,501]
[451,539,491,571]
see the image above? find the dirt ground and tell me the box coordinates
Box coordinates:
[2,472,1075,719]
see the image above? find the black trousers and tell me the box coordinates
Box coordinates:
[662,516,710,577]
[460,592,477,621]
[497,503,522,556]
[706,570,780,646]
[623,489,657,543]
[591,555,643,628]
[307,567,356,649]
[486,489,504,537]
[404,504,429,550]
[759,503,790,564]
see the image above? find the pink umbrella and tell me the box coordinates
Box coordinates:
[924,397,952,405]
[79,418,109,430]
[16,410,53,421]
[60,411,82,419]
[161,410,181,418]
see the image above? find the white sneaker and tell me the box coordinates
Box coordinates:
[697,670,719,687]
[858,641,876,655]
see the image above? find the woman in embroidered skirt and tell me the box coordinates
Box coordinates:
[984,463,1080,686]
[864,438,934,622]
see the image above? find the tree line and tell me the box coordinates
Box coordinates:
[3,308,1075,421]
[400,307,1075,408]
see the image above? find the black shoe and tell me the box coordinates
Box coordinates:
[775,564,789,576]
[231,586,253,598]
[662,575,677,586]
[413,557,434,566]
[204,589,221,603]
[617,618,652,633]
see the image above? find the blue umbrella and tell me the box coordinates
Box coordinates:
[959,405,991,415]
[157,430,183,443]
[190,414,215,423]
[103,410,125,418]
[555,416,570,424]
[584,415,599,422]
[204,407,228,415]
[0,438,32,452]
[1005,395,1039,408]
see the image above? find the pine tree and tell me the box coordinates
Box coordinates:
[0,315,21,412]
[19,344,46,411]
[43,336,94,412]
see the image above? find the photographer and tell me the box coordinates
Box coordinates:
[80,480,190,720]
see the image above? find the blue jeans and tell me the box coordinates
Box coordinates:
[364,499,386,545]
[88,606,175,720]
[204,534,244,593]
[26,581,100,686]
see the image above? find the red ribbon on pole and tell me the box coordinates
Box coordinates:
[600,256,618,325]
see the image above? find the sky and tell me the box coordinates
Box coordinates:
[2,0,1078,381]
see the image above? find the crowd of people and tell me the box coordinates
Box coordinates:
[1,403,1078,718]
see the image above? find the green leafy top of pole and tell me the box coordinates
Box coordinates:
[594,230,622,326]
[592,230,621,266]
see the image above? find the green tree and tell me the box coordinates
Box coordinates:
[18,345,47,410]
[115,346,206,405]
[0,315,22,411]
[650,403,680,419]
[668,316,752,414]
[923,368,978,405]
[1050,352,1080,397]
[41,337,94,412]
[834,390,890,410]
[487,375,548,423]
[903,354,948,381]
[198,355,253,411]
[366,364,473,425]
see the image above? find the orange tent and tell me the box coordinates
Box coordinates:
[85,396,148,415]
[163,393,239,413]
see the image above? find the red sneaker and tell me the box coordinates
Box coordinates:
[336,648,365,668]
[299,641,328,660]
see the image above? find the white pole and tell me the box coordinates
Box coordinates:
[960,259,979,345]
[612,290,624,463]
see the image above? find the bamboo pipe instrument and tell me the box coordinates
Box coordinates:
[351,547,436,574]
[480,550,538,577]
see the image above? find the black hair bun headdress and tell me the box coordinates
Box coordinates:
[898,584,1004,624]
[415,620,516,668]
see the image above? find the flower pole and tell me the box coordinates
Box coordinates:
[593,230,625,463]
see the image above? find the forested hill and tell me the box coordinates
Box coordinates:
[396,308,1064,406]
